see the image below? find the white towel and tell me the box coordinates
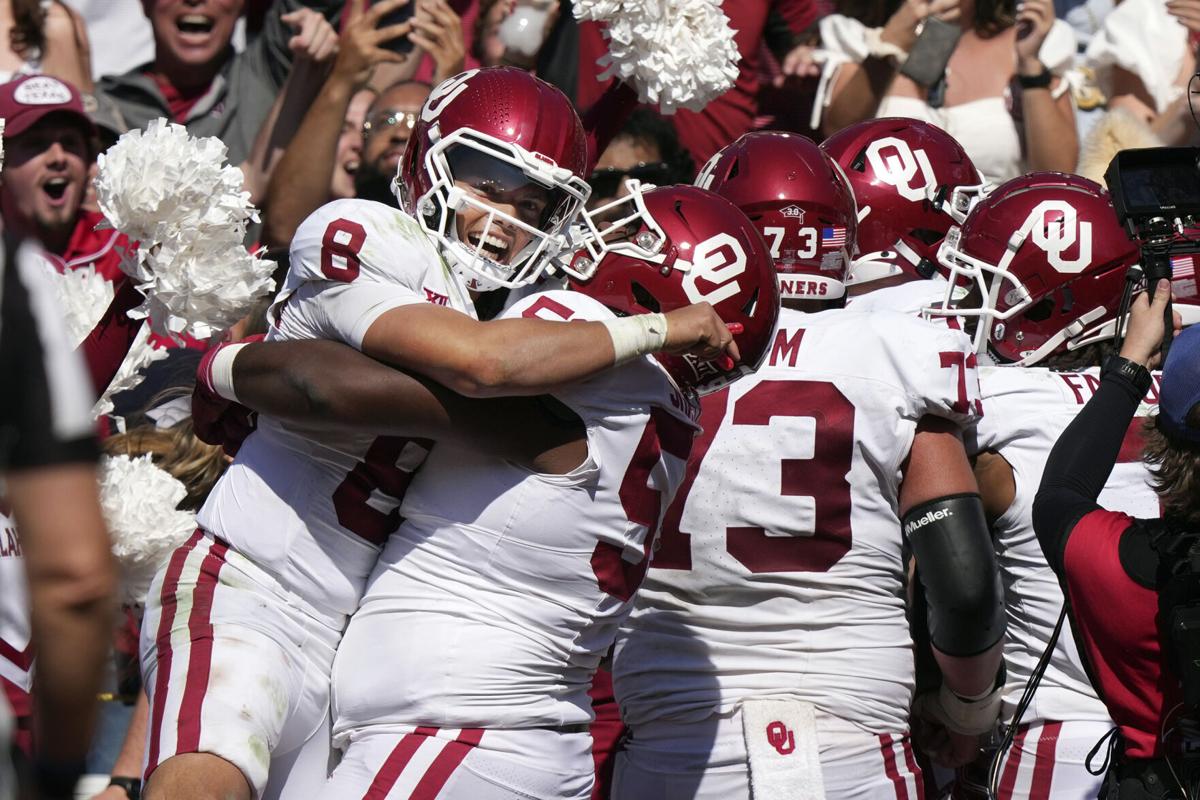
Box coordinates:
[741,699,826,800]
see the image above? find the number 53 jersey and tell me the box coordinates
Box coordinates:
[613,307,983,735]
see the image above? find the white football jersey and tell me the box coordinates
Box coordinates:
[197,199,474,617]
[331,291,698,737]
[845,275,955,317]
[0,504,31,692]
[973,365,1162,725]
[613,307,983,734]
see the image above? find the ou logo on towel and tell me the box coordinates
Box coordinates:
[766,721,796,756]
[1021,200,1093,273]
[865,137,938,203]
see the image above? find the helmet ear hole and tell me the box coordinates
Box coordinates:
[741,287,759,318]
[631,281,661,313]
[1024,297,1055,322]
[910,229,943,245]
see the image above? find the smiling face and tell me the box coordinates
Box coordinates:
[144,0,244,74]
[451,180,552,264]
[331,89,374,200]
[446,145,558,265]
[0,116,91,252]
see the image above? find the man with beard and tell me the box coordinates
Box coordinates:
[0,75,142,396]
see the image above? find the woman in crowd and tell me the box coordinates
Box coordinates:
[0,0,91,92]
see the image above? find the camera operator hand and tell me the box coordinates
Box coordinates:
[1119,279,1182,369]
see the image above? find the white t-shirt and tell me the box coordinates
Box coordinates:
[613,306,983,735]
[972,364,1162,724]
[197,199,473,619]
[331,290,699,738]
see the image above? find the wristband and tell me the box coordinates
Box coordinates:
[936,679,1004,735]
[1102,354,1153,396]
[1017,67,1053,90]
[601,313,669,366]
[204,342,247,403]
[865,26,909,65]
[109,775,142,800]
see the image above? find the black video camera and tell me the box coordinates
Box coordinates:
[1104,147,1200,354]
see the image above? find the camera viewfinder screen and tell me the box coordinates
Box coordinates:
[1123,158,1200,213]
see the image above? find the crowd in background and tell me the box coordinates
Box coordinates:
[3,0,1200,798]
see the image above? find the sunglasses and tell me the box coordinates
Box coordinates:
[362,110,418,138]
[587,162,675,199]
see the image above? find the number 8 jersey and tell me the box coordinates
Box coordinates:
[613,306,983,734]
[197,198,473,618]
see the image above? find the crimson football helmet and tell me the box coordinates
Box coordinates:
[565,184,780,395]
[925,172,1140,365]
[1166,226,1200,331]
[695,131,858,301]
[399,67,592,291]
[820,118,988,289]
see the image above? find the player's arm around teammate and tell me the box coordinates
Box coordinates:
[904,415,1007,765]
[201,337,589,472]
[356,298,741,398]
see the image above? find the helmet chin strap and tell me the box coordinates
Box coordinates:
[1012,306,1108,366]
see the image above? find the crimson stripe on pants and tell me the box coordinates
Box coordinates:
[175,538,229,752]
[998,724,1030,799]
[1029,722,1062,800]
[145,529,204,780]
[900,736,925,800]
[879,734,909,800]
[363,726,440,800]
[411,728,485,800]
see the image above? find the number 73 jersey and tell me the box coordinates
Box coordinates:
[613,307,983,735]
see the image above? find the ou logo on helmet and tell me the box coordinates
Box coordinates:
[682,233,748,306]
[865,137,937,203]
[1021,200,1092,273]
[694,153,720,191]
[421,69,480,123]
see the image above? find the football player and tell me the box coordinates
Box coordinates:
[924,173,1159,798]
[608,132,1006,798]
[821,118,989,317]
[189,184,780,798]
[141,70,740,800]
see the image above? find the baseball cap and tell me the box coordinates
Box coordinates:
[0,75,95,139]
[1159,324,1200,444]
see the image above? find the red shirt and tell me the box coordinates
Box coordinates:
[149,71,211,123]
[45,211,142,397]
[42,209,125,281]
[1064,509,1179,759]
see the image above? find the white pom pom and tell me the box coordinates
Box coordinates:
[93,325,169,418]
[44,265,116,347]
[126,238,276,341]
[95,119,255,244]
[573,0,741,114]
[94,119,275,342]
[99,453,196,606]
